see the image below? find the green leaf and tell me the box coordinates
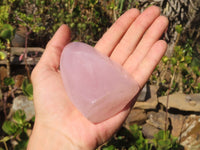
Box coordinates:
[179,62,186,70]
[4,77,15,86]
[198,83,200,89]
[175,24,183,34]
[158,139,171,147]
[2,121,18,135]
[0,29,11,40]
[13,109,26,124]
[161,79,166,84]
[0,24,14,40]
[174,46,182,55]
[0,136,10,143]
[0,51,6,60]
[154,130,165,140]
[153,130,182,150]
[171,57,177,66]
[185,56,192,64]
[128,145,137,150]
[26,84,33,99]
[102,145,115,150]
[162,56,169,64]
[2,24,14,31]
[22,78,33,100]
[192,66,200,76]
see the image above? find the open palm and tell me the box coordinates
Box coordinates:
[28,6,168,150]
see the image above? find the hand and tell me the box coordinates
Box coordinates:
[28,6,168,150]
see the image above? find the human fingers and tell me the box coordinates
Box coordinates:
[132,40,167,87]
[39,24,71,70]
[123,16,169,73]
[110,6,161,65]
[95,8,140,56]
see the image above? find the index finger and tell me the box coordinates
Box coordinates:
[95,8,140,56]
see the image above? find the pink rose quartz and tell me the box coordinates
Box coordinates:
[60,42,139,123]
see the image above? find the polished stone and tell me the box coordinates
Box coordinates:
[60,42,139,123]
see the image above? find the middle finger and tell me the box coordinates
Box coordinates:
[110,6,161,65]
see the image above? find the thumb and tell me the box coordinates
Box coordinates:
[39,24,71,69]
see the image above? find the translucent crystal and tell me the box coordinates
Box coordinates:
[60,42,139,123]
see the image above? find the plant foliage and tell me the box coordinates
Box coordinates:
[1,109,32,150]
[21,78,33,100]
[101,124,183,150]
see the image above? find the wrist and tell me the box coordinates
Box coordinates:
[27,121,83,150]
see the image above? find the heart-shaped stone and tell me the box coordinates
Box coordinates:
[60,42,139,123]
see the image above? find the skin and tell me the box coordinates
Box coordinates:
[28,6,168,150]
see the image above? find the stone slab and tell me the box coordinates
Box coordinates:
[158,93,200,112]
